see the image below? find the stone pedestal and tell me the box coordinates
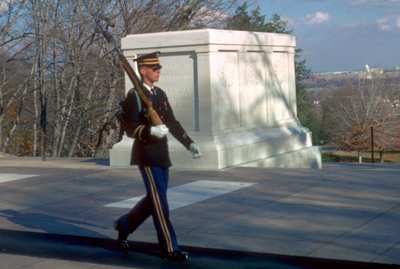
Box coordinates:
[110,29,321,169]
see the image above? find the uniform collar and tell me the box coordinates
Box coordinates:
[143,83,154,93]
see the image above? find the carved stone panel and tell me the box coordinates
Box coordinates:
[239,51,267,128]
[212,51,240,132]
[268,52,292,123]
[157,52,196,131]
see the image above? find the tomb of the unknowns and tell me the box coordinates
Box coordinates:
[110,29,322,169]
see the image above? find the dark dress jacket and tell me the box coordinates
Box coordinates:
[122,86,193,168]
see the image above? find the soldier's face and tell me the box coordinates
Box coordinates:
[140,66,160,83]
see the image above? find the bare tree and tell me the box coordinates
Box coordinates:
[0,0,30,152]
[325,75,400,162]
[1,0,242,158]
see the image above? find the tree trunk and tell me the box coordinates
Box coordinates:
[57,83,76,156]
[0,66,5,150]
[32,81,39,156]
[3,86,27,150]
[68,71,98,157]
[51,40,61,157]
[56,74,77,156]
[94,65,118,157]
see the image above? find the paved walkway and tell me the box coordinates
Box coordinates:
[0,157,399,268]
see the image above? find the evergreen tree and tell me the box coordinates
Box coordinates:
[227,3,291,33]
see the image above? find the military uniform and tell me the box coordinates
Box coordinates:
[115,52,195,261]
[123,86,193,167]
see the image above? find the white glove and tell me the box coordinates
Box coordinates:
[150,124,169,138]
[189,143,202,159]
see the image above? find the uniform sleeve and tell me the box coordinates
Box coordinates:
[161,91,194,149]
[122,89,152,142]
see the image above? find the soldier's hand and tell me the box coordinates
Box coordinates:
[189,143,202,159]
[150,124,169,138]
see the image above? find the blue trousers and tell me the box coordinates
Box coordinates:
[116,166,178,254]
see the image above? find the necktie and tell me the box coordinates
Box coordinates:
[150,88,156,103]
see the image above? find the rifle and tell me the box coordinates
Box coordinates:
[95,19,162,126]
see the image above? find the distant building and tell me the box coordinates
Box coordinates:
[358,64,384,79]
[304,66,400,92]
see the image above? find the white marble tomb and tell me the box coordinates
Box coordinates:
[110,29,322,169]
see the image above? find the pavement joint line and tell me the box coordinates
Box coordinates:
[349,202,400,234]
[370,203,400,259]
[372,239,400,263]
[309,202,400,259]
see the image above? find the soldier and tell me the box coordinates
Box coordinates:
[114,52,201,263]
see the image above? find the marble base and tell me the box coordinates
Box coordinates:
[240,146,322,169]
[109,135,133,167]
[110,124,322,169]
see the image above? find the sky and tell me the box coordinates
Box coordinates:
[257,0,400,72]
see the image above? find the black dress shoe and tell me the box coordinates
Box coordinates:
[117,239,130,254]
[163,250,189,263]
[114,221,129,253]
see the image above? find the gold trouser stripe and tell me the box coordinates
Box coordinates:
[138,125,145,140]
[133,125,143,138]
[144,167,173,253]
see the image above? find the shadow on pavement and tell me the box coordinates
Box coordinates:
[0,229,397,269]
[0,209,105,238]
